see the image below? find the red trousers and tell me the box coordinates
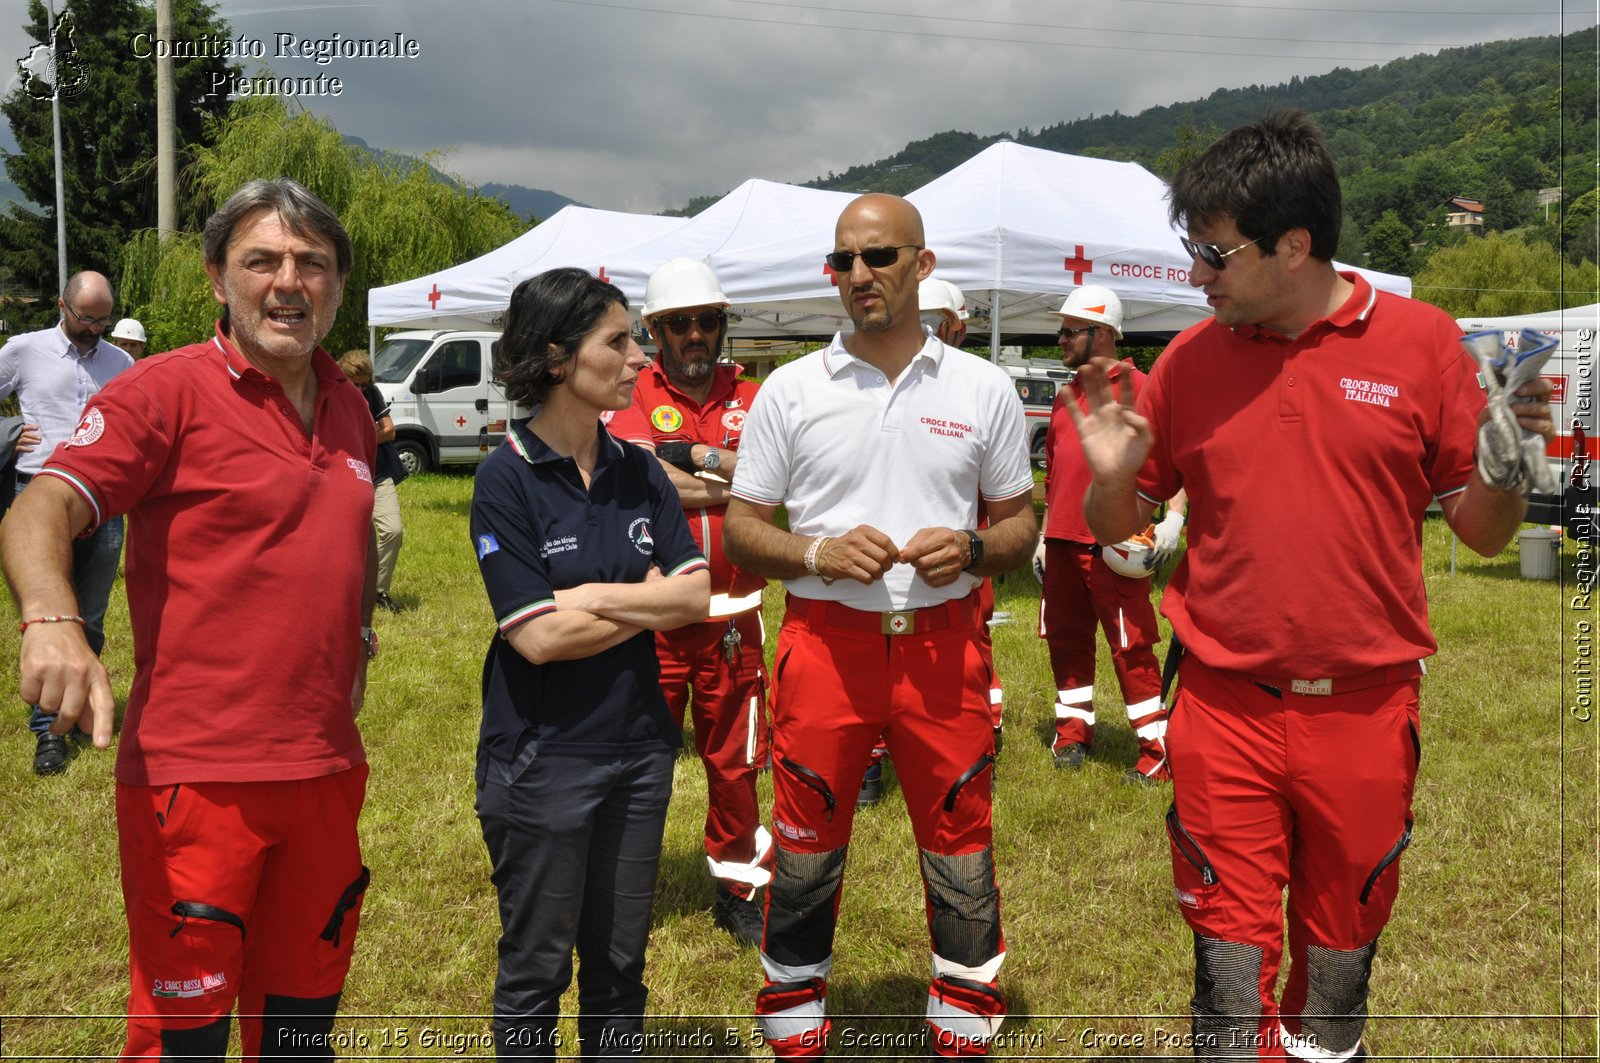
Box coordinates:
[1166,658,1420,1060]
[1039,539,1167,776]
[117,765,369,1061]
[657,610,771,897]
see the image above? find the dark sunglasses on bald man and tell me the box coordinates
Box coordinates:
[1180,235,1265,271]
[824,244,922,273]
[659,310,727,335]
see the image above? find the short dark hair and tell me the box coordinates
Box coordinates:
[496,268,628,406]
[203,178,353,276]
[1168,109,1343,262]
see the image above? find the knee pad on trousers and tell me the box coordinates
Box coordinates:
[927,975,1006,1057]
[921,847,1002,970]
[765,846,847,968]
[1293,941,1378,1057]
[757,978,830,1058]
[1191,934,1264,1062]
[258,992,342,1060]
[157,1015,230,1062]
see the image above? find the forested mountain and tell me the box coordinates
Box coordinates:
[788,30,1597,275]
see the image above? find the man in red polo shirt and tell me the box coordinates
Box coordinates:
[1040,284,1184,782]
[5,179,377,1061]
[1072,111,1554,1061]
[609,258,771,946]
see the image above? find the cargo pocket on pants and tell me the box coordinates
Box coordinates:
[1165,804,1225,933]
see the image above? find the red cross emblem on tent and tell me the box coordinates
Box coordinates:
[597,266,610,283]
[1063,246,1094,285]
[427,284,442,308]
[823,263,839,287]
[455,416,468,428]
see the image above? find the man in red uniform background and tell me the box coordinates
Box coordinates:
[1072,111,1554,1060]
[1040,284,1184,781]
[5,179,376,1061]
[610,258,771,946]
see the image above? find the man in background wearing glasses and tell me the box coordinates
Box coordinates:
[1071,110,1553,1061]
[726,195,1036,1058]
[0,270,132,775]
[1040,283,1184,783]
[610,257,773,948]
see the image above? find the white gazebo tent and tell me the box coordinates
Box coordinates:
[365,205,687,332]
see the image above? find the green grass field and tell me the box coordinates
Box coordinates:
[0,471,1594,1060]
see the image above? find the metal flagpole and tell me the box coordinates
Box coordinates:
[46,0,67,292]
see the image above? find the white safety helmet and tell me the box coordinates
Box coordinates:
[918,277,968,320]
[110,318,147,343]
[643,258,730,318]
[1055,285,1123,339]
[1101,524,1156,578]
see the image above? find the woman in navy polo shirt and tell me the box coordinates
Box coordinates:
[471,267,710,1060]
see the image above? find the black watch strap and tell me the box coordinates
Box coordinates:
[962,529,983,571]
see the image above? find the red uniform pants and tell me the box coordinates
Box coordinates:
[1039,539,1167,776]
[116,765,370,1062]
[657,609,770,897]
[1166,658,1420,1060]
[757,594,1005,1058]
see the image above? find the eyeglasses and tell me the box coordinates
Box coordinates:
[1180,235,1265,271]
[1057,325,1096,341]
[658,311,726,336]
[824,245,922,273]
[63,304,114,328]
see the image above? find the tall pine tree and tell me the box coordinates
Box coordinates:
[0,0,237,322]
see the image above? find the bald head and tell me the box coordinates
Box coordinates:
[834,193,926,249]
[59,271,114,351]
[63,271,112,305]
[832,194,935,338]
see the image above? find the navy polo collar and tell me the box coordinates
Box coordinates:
[506,414,626,470]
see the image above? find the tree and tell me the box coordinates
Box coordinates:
[0,0,238,320]
[120,97,529,356]
[1410,230,1594,316]
[1365,210,1417,275]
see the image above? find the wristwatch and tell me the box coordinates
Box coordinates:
[360,626,380,660]
[962,529,984,571]
[701,447,721,472]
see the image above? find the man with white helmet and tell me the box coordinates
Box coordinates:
[1040,284,1185,781]
[108,318,147,358]
[609,257,771,946]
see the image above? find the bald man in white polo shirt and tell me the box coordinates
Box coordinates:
[725,194,1036,1059]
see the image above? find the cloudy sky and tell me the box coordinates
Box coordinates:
[3,1,1596,213]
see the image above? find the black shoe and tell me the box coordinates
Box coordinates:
[857,760,884,807]
[713,886,764,948]
[1122,768,1167,787]
[1052,742,1087,770]
[375,591,402,614]
[33,733,68,776]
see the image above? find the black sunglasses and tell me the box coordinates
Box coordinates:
[659,311,726,336]
[824,244,922,273]
[1180,235,1264,271]
[1057,325,1096,340]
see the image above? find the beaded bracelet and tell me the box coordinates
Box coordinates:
[18,614,86,635]
[803,535,838,586]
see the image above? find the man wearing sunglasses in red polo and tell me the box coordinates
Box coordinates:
[609,258,772,949]
[1071,110,1554,1062]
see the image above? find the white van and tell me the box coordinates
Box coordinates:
[999,357,1072,467]
[371,330,523,474]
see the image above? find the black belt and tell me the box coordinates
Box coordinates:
[13,472,32,484]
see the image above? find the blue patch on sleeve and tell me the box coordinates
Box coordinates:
[476,533,500,560]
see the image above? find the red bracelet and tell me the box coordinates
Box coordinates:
[18,615,86,635]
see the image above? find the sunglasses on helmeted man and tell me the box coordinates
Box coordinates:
[1180,235,1265,271]
[824,244,922,273]
[659,311,727,335]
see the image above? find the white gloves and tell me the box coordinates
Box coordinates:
[1148,509,1185,571]
[1463,329,1558,495]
